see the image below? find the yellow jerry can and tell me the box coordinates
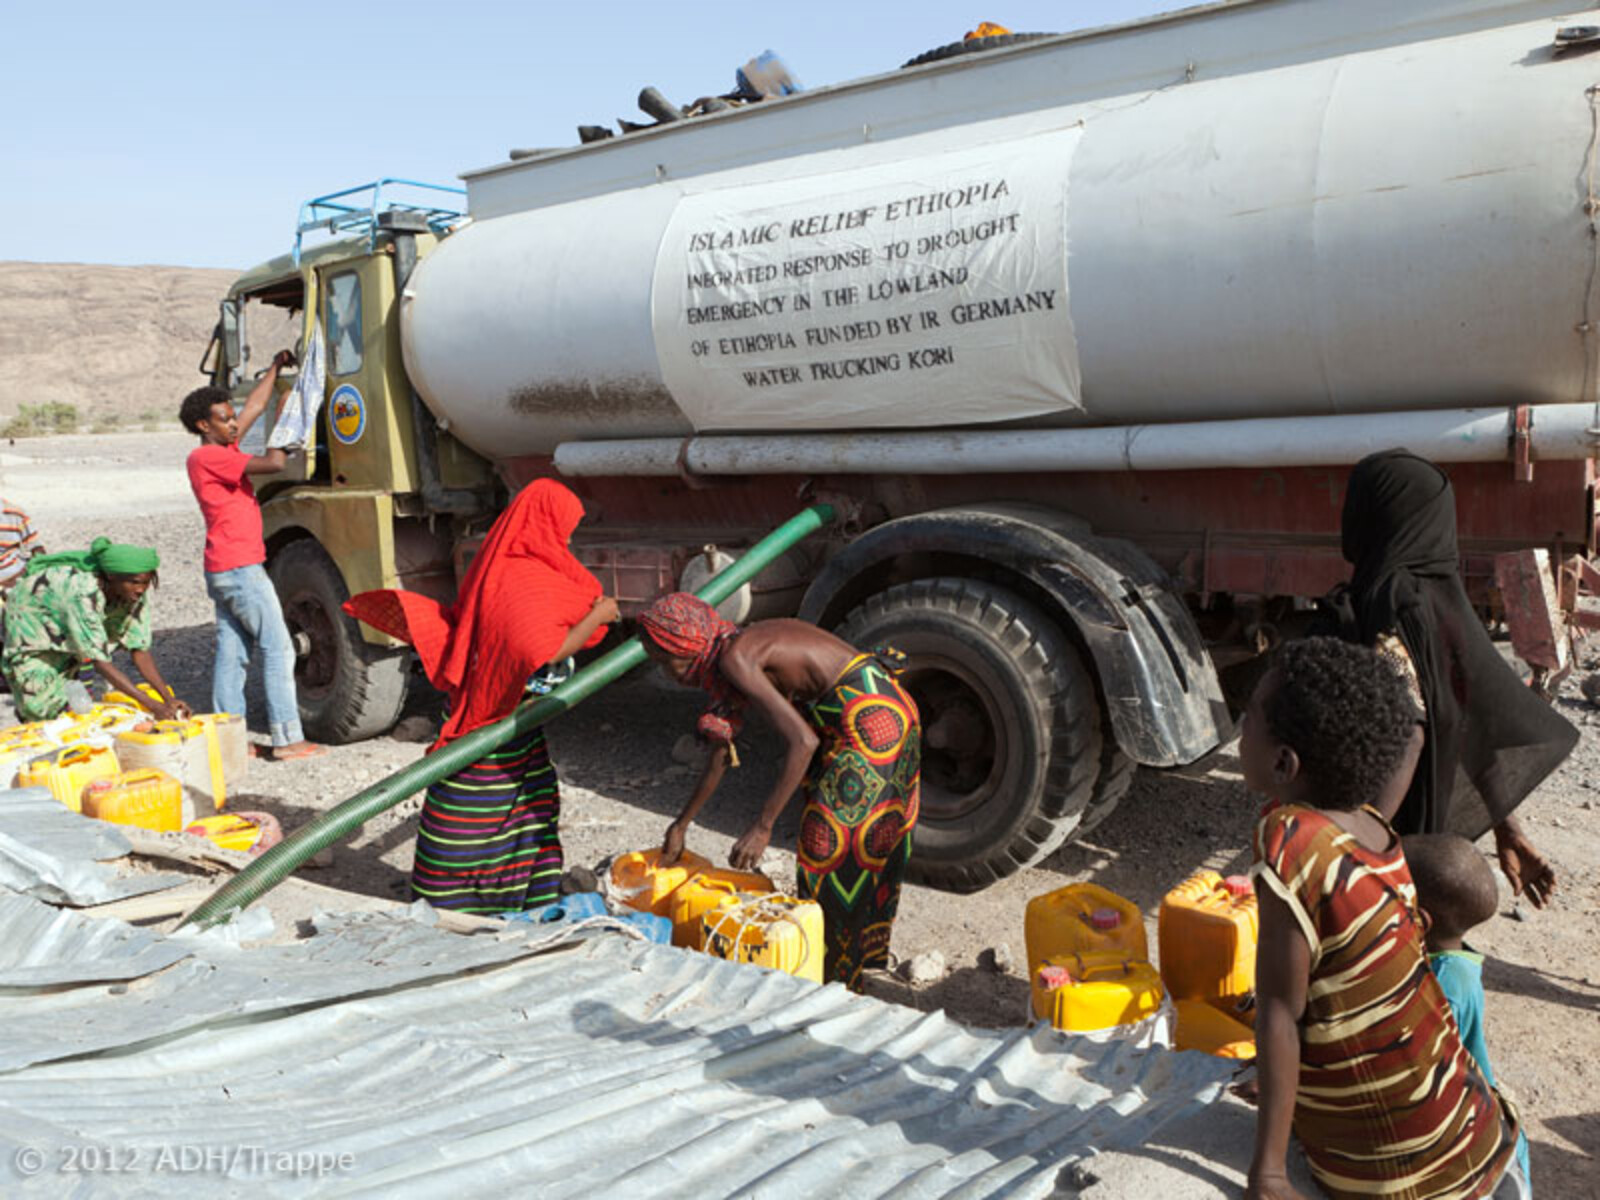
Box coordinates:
[102,684,167,709]
[608,848,714,917]
[81,768,184,833]
[184,812,283,855]
[702,895,825,984]
[114,718,227,815]
[0,734,56,787]
[1024,882,1148,984]
[1158,870,1259,1011]
[668,869,775,948]
[1174,998,1256,1059]
[16,743,121,813]
[1031,951,1167,1034]
[191,713,248,792]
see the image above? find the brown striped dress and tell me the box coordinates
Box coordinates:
[1252,803,1519,1199]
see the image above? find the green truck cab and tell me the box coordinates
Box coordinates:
[200,183,492,742]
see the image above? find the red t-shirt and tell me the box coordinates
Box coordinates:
[186,443,265,573]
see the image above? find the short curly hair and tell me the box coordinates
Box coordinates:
[179,385,232,435]
[1403,833,1498,938]
[1263,636,1420,811]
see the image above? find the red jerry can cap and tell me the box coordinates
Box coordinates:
[1086,907,1123,930]
[1038,963,1074,990]
[1222,875,1253,898]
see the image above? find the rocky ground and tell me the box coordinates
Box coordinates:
[2,431,1595,1196]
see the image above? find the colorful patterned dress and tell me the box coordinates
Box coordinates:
[1252,803,1519,1199]
[798,652,921,989]
[409,724,564,914]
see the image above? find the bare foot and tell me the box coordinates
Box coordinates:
[271,741,326,762]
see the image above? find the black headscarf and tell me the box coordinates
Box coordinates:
[1339,450,1577,837]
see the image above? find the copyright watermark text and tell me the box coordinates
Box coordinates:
[13,1144,355,1179]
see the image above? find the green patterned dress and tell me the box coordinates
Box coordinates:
[797,651,921,989]
[1,564,151,720]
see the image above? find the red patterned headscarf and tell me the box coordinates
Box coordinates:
[637,592,745,749]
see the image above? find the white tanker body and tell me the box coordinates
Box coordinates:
[403,0,1600,463]
[225,0,1600,894]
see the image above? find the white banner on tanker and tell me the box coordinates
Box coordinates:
[651,128,1082,431]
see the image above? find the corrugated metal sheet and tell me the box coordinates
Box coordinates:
[0,895,1233,1198]
[0,894,190,986]
[0,789,189,905]
[0,799,1233,1196]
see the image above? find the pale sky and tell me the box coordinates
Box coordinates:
[1,1,1172,270]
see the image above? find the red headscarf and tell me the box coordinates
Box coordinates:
[344,480,607,746]
[636,592,745,747]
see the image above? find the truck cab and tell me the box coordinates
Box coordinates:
[200,182,493,742]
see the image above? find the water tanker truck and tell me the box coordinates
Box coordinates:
[203,0,1600,891]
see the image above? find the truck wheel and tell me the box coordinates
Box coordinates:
[1076,744,1137,837]
[269,539,409,744]
[835,577,1102,892]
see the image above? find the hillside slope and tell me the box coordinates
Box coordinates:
[0,261,240,430]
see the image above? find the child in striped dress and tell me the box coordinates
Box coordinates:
[1241,637,1526,1200]
[0,499,42,587]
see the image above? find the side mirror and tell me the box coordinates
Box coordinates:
[220,299,242,386]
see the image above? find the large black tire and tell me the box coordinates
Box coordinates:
[835,577,1103,892]
[1075,743,1137,838]
[902,32,1056,69]
[268,539,409,744]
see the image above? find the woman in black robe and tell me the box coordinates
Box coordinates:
[1339,449,1576,908]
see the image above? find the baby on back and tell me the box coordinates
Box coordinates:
[1404,832,1531,1190]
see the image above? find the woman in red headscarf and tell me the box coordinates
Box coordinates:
[637,593,920,990]
[345,480,616,914]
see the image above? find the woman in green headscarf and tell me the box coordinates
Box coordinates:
[1,537,191,721]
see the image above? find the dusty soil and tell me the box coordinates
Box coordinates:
[2,431,1595,1196]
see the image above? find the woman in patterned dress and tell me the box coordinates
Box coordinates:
[1242,637,1525,1200]
[640,593,920,990]
[2,538,190,722]
[345,481,616,915]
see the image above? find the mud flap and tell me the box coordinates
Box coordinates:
[800,504,1232,767]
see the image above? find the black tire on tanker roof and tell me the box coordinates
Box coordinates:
[268,538,410,744]
[901,32,1058,69]
[834,576,1103,894]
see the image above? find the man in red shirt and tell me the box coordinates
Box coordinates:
[180,352,322,760]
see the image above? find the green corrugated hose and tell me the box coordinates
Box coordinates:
[181,503,836,928]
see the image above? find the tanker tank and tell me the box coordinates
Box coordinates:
[401,0,1600,462]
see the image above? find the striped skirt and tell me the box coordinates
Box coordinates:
[410,725,563,914]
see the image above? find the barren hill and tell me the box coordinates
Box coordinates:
[0,261,239,432]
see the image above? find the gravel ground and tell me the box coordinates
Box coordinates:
[2,432,1595,1196]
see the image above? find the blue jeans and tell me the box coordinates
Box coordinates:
[205,563,304,747]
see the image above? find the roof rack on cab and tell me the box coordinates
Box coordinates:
[293,179,467,265]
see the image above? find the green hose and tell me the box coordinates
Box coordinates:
[181,503,836,929]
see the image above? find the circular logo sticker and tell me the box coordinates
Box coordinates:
[329,384,366,445]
